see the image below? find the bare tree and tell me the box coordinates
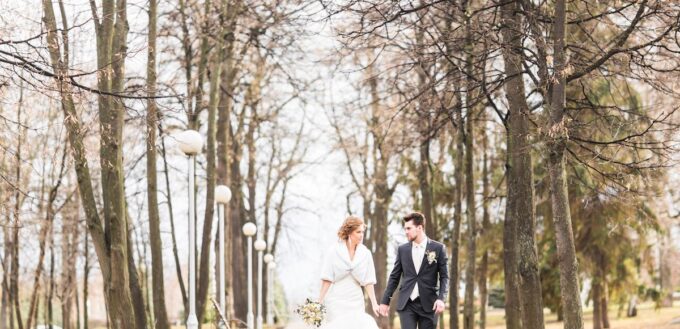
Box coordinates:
[145,0,170,326]
[41,0,139,326]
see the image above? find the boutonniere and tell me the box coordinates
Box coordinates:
[426,250,437,265]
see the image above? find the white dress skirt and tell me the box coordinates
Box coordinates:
[320,241,379,329]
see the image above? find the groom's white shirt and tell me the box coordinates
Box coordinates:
[410,236,428,301]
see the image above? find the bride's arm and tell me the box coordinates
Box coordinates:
[365,284,378,306]
[318,280,332,303]
[364,284,380,316]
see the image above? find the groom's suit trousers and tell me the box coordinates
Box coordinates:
[398,297,438,329]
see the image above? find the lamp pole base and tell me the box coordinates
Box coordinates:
[186,314,199,329]
[247,312,254,329]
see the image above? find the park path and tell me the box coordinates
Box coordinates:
[282,318,307,329]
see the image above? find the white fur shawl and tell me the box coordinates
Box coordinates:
[320,241,377,286]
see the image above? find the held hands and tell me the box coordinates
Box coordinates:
[432,300,446,315]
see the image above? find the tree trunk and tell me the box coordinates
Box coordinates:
[462,2,477,324]
[373,160,391,329]
[1,222,9,329]
[61,200,80,329]
[99,1,137,324]
[419,139,434,239]
[11,212,22,329]
[364,65,394,329]
[25,187,55,329]
[601,281,610,329]
[197,10,227,319]
[230,135,247,322]
[660,231,674,308]
[592,280,602,329]
[83,230,90,329]
[415,10,436,242]
[500,1,546,328]
[127,220,147,329]
[547,2,584,329]
[160,124,188,309]
[10,87,24,329]
[478,114,491,329]
[48,242,55,329]
[215,0,241,317]
[146,0,170,326]
[449,92,464,329]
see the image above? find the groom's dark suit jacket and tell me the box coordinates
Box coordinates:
[381,239,449,312]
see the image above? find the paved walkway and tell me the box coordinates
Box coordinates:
[283,318,307,329]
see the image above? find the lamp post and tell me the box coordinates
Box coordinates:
[242,222,257,329]
[176,130,203,329]
[215,185,232,328]
[254,240,267,329]
[269,261,277,324]
[263,254,274,325]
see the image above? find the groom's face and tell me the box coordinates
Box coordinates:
[403,221,423,242]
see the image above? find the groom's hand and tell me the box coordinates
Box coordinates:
[379,304,390,317]
[433,300,446,315]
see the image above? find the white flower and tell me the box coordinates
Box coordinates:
[427,251,437,265]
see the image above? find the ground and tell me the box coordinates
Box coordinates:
[277,303,680,329]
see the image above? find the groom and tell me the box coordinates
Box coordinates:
[379,212,449,329]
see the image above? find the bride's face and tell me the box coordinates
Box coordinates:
[349,225,365,244]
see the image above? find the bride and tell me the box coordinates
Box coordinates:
[318,216,379,329]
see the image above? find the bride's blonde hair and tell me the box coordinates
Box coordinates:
[337,216,365,241]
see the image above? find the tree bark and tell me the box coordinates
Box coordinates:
[61,197,80,329]
[127,217,147,329]
[592,279,602,329]
[478,111,491,329]
[462,1,477,326]
[197,4,227,318]
[48,241,55,329]
[44,0,138,323]
[1,221,9,329]
[500,2,547,328]
[449,91,464,329]
[547,2,585,329]
[216,4,239,320]
[9,78,25,329]
[601,280,610,329]
[660,231,674,308]
[366,64,393,329]
[145,0,170,326]
[83,229,90,329]
[229,127,247,322]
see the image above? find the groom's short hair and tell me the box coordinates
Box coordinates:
[403,212,426,227]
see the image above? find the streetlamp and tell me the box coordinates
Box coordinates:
[215,185,232,328]
[263,254,275,325]
[254,239,267,329]
[242,222,257,329]
[176,129,203,329]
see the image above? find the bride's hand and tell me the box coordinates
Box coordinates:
[371,302,380,317]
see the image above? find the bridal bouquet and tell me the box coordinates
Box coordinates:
[294,298,326,327]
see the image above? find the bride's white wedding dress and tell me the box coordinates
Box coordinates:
[320,241,379,329]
